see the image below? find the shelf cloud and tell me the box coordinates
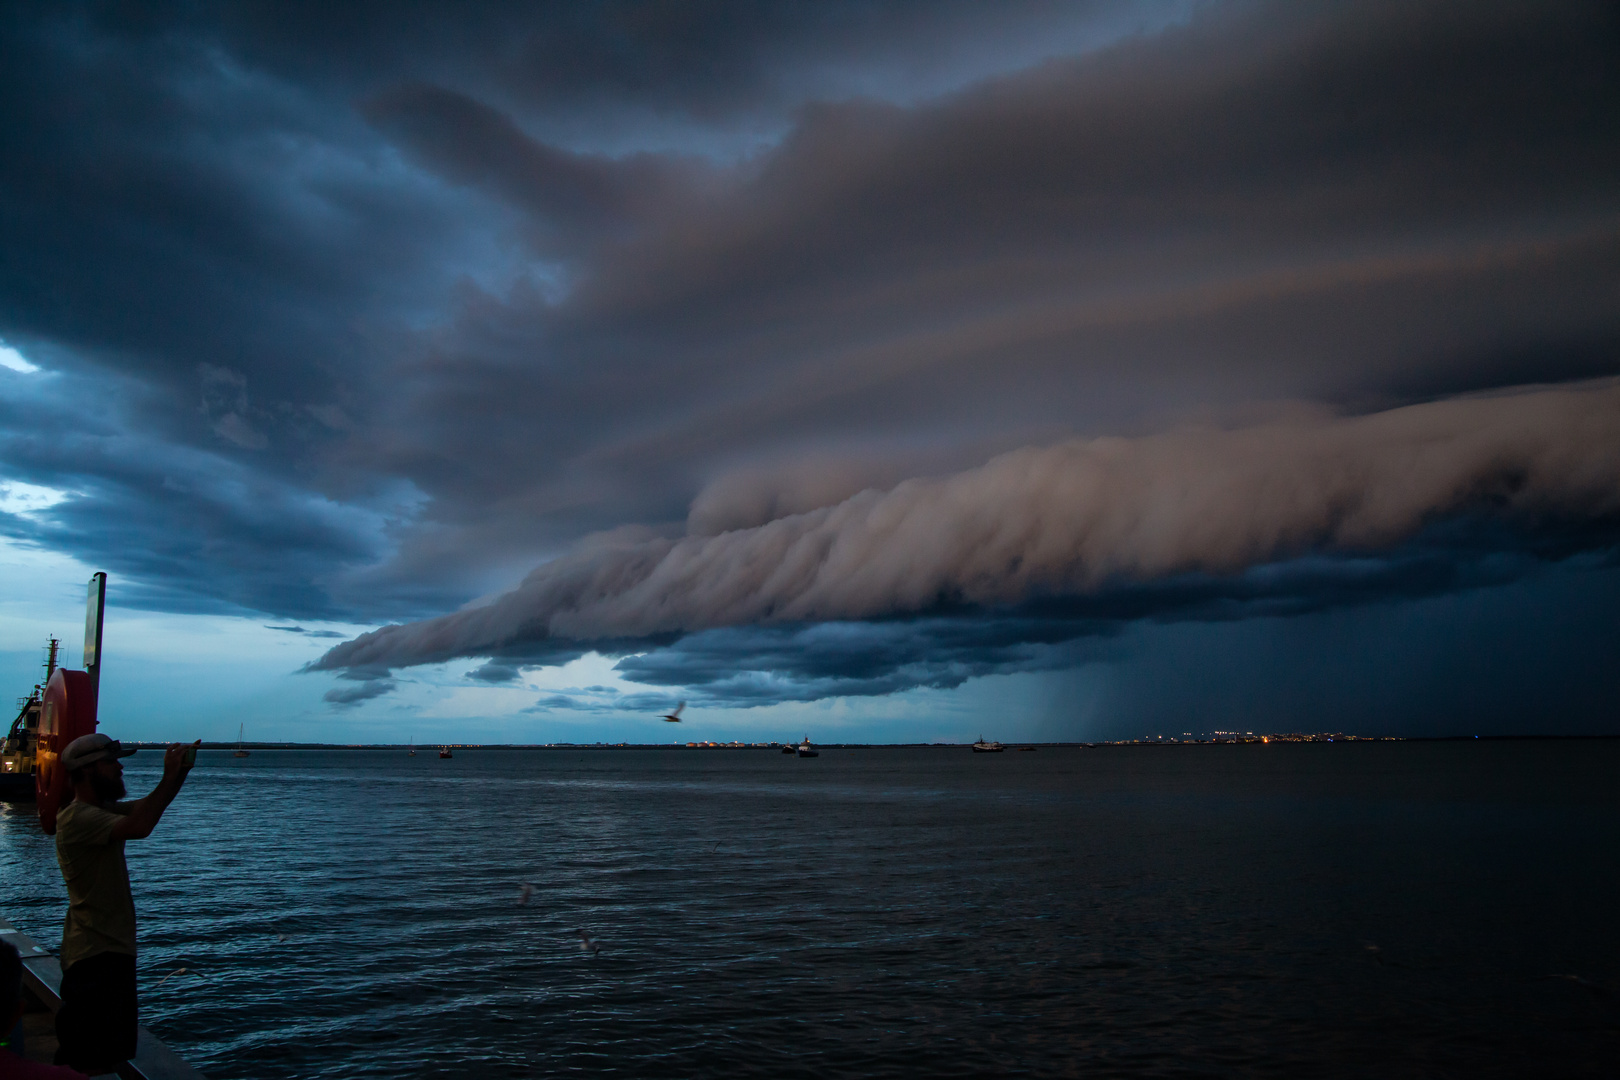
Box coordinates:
[3,0,1619,726]
[314,380,1620,700]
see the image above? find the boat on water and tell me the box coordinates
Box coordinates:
[780,744,796,754]
[971,736,1005,753]
[0,638,58,802]
[234,722,250,757]
[439,746,453,758]
[408,741,417,756]
[796,736,819,758]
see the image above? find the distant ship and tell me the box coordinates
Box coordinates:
[971,736,1005,753]
[796,736,819,758]
[234,723,250,757]
[0,638,60,802]
[439,746,453,759]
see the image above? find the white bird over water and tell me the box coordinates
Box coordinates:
[155,967,209,987]
[660,701,685,722]
[576,929,601,956]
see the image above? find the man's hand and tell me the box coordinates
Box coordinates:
[112,740,201,840]
[163,740,200,779]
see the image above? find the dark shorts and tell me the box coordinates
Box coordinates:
[54,951,138,1072]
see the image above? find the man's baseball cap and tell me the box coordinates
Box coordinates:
[61,732,137,772]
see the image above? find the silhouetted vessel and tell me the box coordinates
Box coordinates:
[439,746,453,759]
[972,736,1005,753]
[0,639,57,802]
[234,723,250,757]
[796,736,818,758]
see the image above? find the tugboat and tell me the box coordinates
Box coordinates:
[971,735,1005,753]
[795,736,819,758]
[0,638,58,802]
[439,746,453,758]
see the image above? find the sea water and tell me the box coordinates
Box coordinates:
[1,741,1616,1078]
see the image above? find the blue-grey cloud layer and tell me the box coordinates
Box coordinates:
[2,1,1618,721]
[314,382,1620,703]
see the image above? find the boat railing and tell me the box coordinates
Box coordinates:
[1,915,204,1079]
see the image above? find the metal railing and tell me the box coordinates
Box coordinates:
[1,916,204,1080]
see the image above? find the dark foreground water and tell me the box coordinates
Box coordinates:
[2,742,1618,1078]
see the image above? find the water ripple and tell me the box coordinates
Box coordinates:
[3,743,1618,1077]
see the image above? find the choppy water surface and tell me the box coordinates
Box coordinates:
[2,742,1617,1078]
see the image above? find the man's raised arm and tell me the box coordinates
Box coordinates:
[111,742,199,841]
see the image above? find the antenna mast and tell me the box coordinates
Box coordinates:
[84,572,106,708]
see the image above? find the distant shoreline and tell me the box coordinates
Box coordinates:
[125,734,1620,751]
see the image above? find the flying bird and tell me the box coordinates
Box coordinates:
[660,701,685,723]
[155,966,209,987]
[575,929,601,956]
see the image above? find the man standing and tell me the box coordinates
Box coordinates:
[51,733,197,1075]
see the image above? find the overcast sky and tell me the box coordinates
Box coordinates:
[2,0,1617,743]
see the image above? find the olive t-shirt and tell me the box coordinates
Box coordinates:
[54,799,136,971]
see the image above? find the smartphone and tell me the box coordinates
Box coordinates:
[182,745,197,767]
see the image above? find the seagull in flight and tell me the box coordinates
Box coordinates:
[660,701,686,723]
[155,966,210,987]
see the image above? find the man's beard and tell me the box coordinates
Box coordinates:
[90,771,126,803]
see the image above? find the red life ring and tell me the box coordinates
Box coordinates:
[36,668,97,835]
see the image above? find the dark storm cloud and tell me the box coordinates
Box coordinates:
[526,695,583,712]
[323,676,397,708]
[608,531,1616,707]
[612,620,1109,705]
[465,661,523,683]
[320,661,397,708]
[3,1,1619,716]
[0,371,398,616]
[315,382,1620,704]
[0,15,466,396]
[1063,561,1620,740]
[187,1,1183,144]
[522,688,671,715]
[361,84,718,255]
[0,0,1193,614]
[351,0,1620,587]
